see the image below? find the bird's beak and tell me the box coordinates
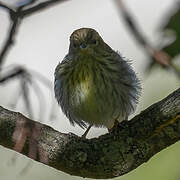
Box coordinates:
[80,43,89,54]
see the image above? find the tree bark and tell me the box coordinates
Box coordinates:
[0,88,179,179]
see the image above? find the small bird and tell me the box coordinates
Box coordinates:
[54,28,141,137]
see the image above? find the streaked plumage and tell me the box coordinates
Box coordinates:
[54,28,141,132]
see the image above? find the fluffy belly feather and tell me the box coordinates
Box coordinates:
[69,78,115,128]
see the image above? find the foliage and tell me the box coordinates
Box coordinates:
[162,4,180,58]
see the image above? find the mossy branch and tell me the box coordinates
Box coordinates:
[0,88,180,179]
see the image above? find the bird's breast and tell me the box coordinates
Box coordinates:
[72,78,92,105]
[67,63,103,121]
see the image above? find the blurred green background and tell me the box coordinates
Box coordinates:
[0,0,179,180]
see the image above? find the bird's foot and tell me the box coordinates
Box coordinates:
[81,125,92,138]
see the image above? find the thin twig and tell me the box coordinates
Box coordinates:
[0,13,20,69]
[29,78,46,122]
[9,87,23,109]
[0,2,15,13]
[114,0,180,78]
[0,67,25,83]
[29,69,57,122]
[0,0,43,69]
[30,69,52,88]
[17,0,37,9]
[0,0,69,69]
[21,74,34,119]
[20,0,68,17]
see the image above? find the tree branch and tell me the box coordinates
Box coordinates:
[0,88,179,179]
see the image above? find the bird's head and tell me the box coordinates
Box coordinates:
[69,28,112,56]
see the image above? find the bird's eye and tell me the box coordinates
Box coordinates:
[92,39,97,45]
